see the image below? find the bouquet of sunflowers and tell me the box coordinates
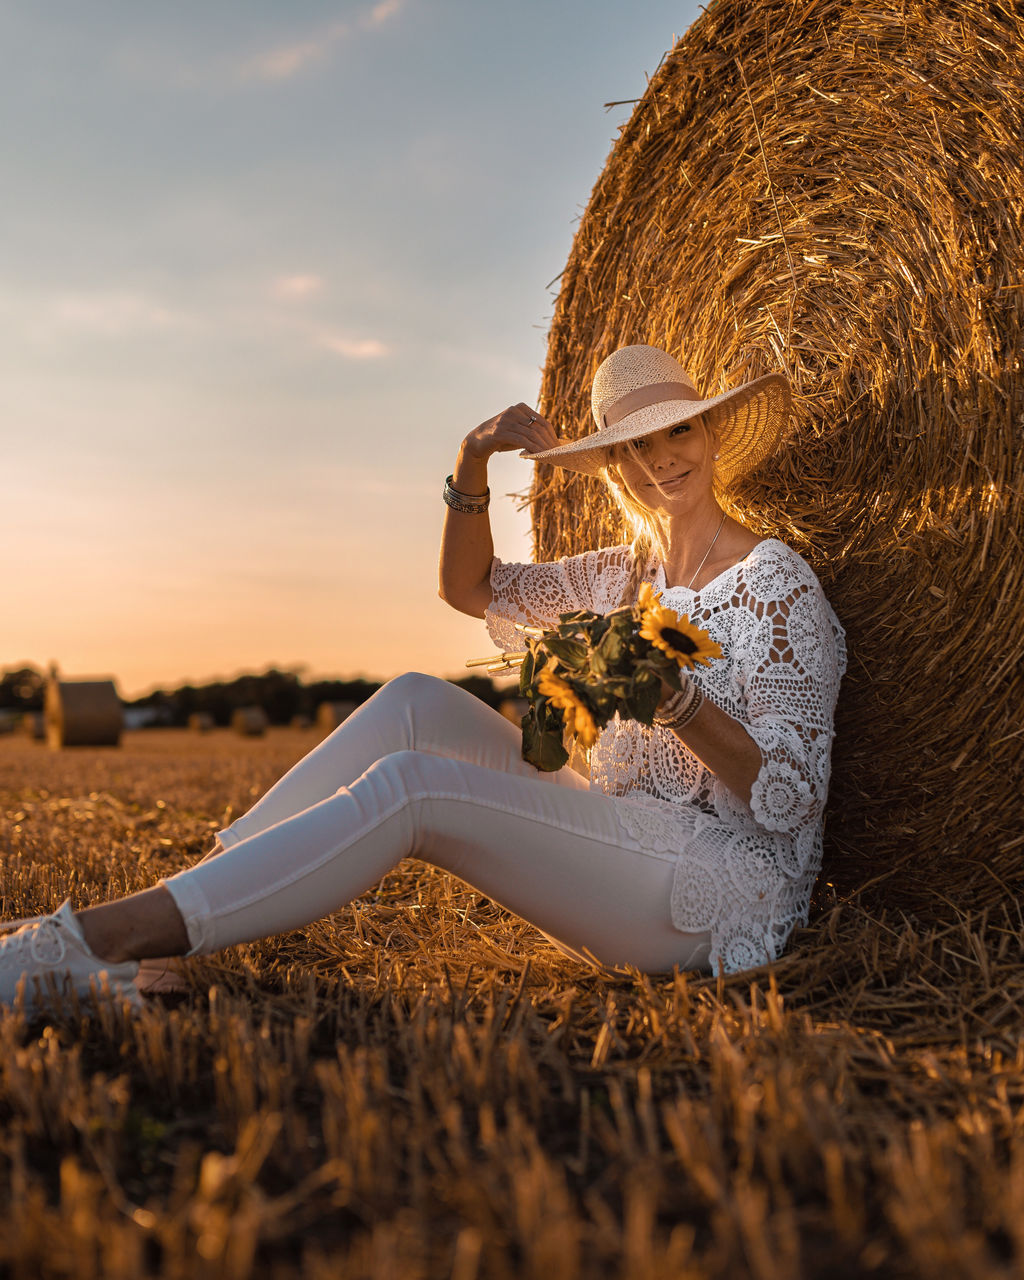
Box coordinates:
[470,585,723,772]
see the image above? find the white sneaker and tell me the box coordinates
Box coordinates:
[0,900,141,1015]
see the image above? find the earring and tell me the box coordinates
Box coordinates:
[713,452,720,461]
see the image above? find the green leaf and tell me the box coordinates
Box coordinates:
[518,646,536,695]
[521,706,569,772]
[587,616,611,645]
[658,665,684,694]
[632,679,662,725]
[589,649,609,679]
[596,626,626,667]
[556,611,600,636]
[543,636,589,667]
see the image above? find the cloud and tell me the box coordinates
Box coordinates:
[320,333,390,360]
[273,274,325,300]
[50,291,185,336]
[241,1,404,83]
[363,0,403,27]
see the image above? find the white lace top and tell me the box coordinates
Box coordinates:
[485,539,847,974]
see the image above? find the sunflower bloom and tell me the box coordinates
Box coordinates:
[536,667,600,748]
[636,581,663,612]
[639,604,724,669]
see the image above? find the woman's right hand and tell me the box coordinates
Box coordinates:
[461,403,560,463]
[442,404,560,616]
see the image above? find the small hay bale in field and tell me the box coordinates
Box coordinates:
[188,712,214,733]
[316,701,357,734]
[498,697,529,725]
[20,712,45,740]
[45,678,123,749]
[232,706,268,737]
[535,0,1024,918]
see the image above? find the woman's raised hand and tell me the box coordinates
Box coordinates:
[442,404,559,617]
[462,403,559,462]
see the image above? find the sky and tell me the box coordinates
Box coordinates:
[1,0,701,698]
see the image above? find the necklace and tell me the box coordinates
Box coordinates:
[685,510,727,590]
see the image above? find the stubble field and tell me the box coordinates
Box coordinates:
[1,728,1023,1279]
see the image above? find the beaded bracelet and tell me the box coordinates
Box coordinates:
[653,682,704,733]
[443,474,490,514]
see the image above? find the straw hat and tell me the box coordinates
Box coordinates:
[523,344,792,482]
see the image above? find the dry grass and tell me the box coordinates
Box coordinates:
[532,0,1024,918]
[2,729,1024,1278]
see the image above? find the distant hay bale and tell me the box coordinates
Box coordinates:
[20,712,45,741]
[317,701,357,734]
[188,712,214,733]
[232,706,268,737]
[535,0,1024,917]
[45,678,123,749]
[498,697,529,725]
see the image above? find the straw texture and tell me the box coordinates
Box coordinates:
[533,0,1023,917]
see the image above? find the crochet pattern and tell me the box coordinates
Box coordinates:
[486,540,846,974]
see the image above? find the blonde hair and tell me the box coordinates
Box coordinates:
[601,412,719,606]
[602,458,658,606]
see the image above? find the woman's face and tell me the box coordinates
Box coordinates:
[609,415,716,513]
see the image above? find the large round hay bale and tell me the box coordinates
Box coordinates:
[535,0,1023,918]
[45,678,123,749]
[188,712,215,733]
[232,706,268,737]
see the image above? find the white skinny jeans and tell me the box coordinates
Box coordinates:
[161,673,711,973]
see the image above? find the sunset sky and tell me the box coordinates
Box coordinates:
[2,0,699,698]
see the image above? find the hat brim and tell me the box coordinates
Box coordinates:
[522,372,791,481]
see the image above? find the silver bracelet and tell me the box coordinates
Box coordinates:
[653,682,704,732]
[444,474,490,514]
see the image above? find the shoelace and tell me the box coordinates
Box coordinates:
[0,914,48,933]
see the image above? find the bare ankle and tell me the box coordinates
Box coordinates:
[77,887,190,964]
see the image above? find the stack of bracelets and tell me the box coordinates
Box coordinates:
[443,475,490,515]
[652,679,704,732]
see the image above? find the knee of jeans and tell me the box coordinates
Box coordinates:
[381,671,447,703]
[333,748,427,803]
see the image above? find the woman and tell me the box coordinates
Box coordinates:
[0,344,845,1010]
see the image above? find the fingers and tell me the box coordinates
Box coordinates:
[487,403,559,455]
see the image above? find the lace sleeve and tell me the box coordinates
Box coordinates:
[484,546,631,651]
[735,569,845,877]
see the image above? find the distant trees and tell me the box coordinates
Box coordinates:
[127,668,380,728]
[126,668,505,727]
[1,663,506,728]
[0,667,45,711]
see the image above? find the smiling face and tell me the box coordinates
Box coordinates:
[607,414,718,516]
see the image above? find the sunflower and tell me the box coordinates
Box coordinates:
[636,581,663,612]
[536,667,601,748]
[638,603,724,669]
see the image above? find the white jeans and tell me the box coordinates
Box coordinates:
[161,673,711,974]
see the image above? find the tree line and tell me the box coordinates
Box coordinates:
[0,665,504,727]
